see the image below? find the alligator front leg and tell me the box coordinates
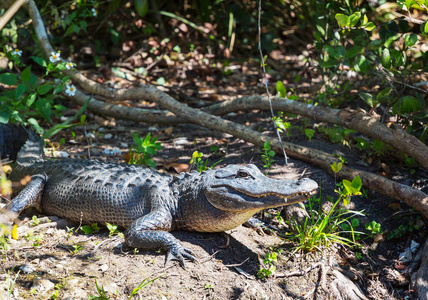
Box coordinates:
[124,210,197,267]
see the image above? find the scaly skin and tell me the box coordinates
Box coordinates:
[1,124,318,267]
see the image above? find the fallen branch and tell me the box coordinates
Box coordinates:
[331,269,368,300]
[204,96,428,171]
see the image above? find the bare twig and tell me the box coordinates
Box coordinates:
[257,0,288,165]
[0,0,26,31]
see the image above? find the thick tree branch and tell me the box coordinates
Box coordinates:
[204,96,428,170]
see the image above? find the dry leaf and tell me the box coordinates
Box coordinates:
[166,163,189,173]
[388,203,401,211]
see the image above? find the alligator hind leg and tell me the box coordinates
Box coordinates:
[5,174,47,215]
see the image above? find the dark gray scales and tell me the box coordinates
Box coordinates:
[1,124,318,267]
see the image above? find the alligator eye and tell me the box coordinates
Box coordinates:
[238,170,250,178]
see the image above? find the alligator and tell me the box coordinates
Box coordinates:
[0,124,318,266]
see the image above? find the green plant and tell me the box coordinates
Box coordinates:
[189,151,222,172]
[286,194,363,253]
[209,145,220,154]
[257,251,278,279]
[341,218,361,240]
[0,223,11,250]
[305,129,315,142]
[365,220,382,237]
[81,223,101,235]
[190,151,208,172]
[66,226,76,238]
[0,48,89,138]
[274,116,292,136]
[106,222,123,238]
[127,275,164,299]
[310,0,428,141]
[89,279,109,300]
[387,217,421,240]
[25,230,43,248]
[31,215,40,226]
[261,141,275,172]
[317,125,353,147]
[128,133,161,168]
[286,163,365,252]
[72,244,82,255]
[3,270,19,300]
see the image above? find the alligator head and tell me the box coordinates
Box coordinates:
[204,164,318,212]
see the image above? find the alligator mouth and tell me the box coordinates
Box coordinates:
[234,189,317,200]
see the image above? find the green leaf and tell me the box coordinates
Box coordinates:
[320,59,338,68]
[376,87,392,103]
[276,81,287,98]
[422,21,428,34]
[20,66,32,82]
[345,46,359,59]
[315,24,325,36]
[404,33,418,47]
[398,20,410,32]
[352,176,362,191]
[354,137,371,150]
[362,14,368,26]
[330,162,342,173]
[37,84,54,95]
[36,98,51,123]
[354,55,369,73]
[65,24,80,36]
[81,225,94,235]
[156,77,165,85]
[393,95,421,114]
[363,22,375,31]
[0,107,11,123]
[134,0,149,17]
[390,48,403,68]
[15,83,28,100]
[26,93,37,107]
[0,73,18,85]
[358,92,375,107]
[79,20,87,32]
[342,178,362,196]
[349,12,361,27]
[381,48,391,69]
[323,45,337,58]
[305,129,315,142]
[53,84,64,94]
[30,56,47,67]
[43,96,91,138]
[28,73,39,89]
[27,118,45,135]
[405,0,416,10]
[335,14,350,27]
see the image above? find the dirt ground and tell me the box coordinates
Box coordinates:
[1,115,426,300]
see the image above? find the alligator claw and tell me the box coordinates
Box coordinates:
[165,245,198,268]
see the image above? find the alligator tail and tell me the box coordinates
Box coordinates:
[0,124,45,164]
[0,124,29,162]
